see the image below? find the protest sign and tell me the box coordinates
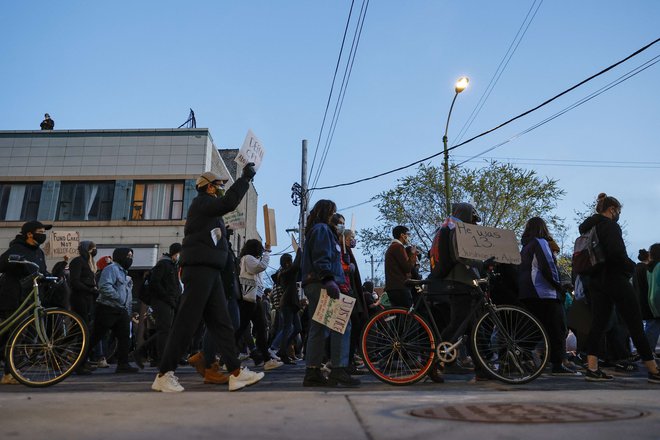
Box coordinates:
[48,230,80,259]
[223,211,245,230]
[312,289,356,334]
[291,234,299,252]
[235,129,265,171]
[263,204,277,246]
[453,221,521,265]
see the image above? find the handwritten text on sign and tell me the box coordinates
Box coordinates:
[454,221,521,265]
[312,289,356,334]
[49,230,80,259]
[223,211,245,230]
[235,129,265,171]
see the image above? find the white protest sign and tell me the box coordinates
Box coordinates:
[312,289,356,334]
[223,211,246,230]
[235,129,265,171]
[291,234,299,253]
[48,230,80,259]
[453,221,521,265]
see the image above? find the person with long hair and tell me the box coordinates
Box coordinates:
[235,239,283,370]
[579,193,660,383]
[518,217,577,375]
[69,241,99,374]
[301,199,360,387]
[645,244,660,353]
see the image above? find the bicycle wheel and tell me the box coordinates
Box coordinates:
[7,308,89,387]
[361,307,435,385]
[471,305,549,384]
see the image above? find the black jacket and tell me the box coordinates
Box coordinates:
[0,235,47,311]
[150,256,182,308]
[69,256,98,298]
[578,214,635,278]
[634,262,653,320]
[180,177,250,270]
[279,250,302,310]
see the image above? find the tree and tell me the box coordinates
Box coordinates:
[359,161,566,268]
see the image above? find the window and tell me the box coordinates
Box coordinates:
[57,182,115,221]
[0,183,42,221]
[131,182,184,220]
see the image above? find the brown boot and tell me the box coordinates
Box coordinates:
[188,352,205,377]
[204,364,230,384]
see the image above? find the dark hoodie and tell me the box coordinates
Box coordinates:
[578,214,635,278]
[429,202,480,286]
[0,234,47,311]
[69,241,98,299]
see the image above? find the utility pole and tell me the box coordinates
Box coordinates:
[365,255,384,283]
[291,140,308,250]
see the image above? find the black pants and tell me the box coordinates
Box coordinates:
[70,292,94,327]
[235,299,270,362]
[151,298,175,362]
[90,304,131,365]
[522,298,566,365]
[388,289,412,308]
[586,274,653,362]
[159,266,240,374]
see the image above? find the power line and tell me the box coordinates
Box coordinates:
[308,0,356,182]
[307,38,660,192]
[454,0,543,144]
[456,54,660,166]
[310,0,370,192]
[454,155,660,167]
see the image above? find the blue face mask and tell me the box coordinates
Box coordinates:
[349,238,356,248]
[336,224,345,235]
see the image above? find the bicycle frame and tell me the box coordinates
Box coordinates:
[0,276,50,344]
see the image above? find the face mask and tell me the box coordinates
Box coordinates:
[336,224,345,234]
[612,212,620,223]
[215,185,225,197]
[120,257,133,270]
[90,249,98,257]
[349,238,356,248]
[173,254,180,264]
[33,233,47,245]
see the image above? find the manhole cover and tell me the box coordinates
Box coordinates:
[410,403,647,424]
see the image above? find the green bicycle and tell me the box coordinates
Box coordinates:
[1,257,89,387]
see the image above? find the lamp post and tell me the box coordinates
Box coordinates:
[442,76,469,217]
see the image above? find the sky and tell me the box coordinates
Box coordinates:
[1,1,658,279]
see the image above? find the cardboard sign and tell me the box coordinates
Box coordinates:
[291,234,299,252]
[48,230,80,259]
[235,129,265,171]
[453,221,521,265]
[223,211,245,230]
[312,289,356,334]
[263,204,277,246]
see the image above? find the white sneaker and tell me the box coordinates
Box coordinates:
[97,358,110,368]
[152,371,184,393]
[228,367,265,391]
[264,359,284,371]
[268,349,281,361]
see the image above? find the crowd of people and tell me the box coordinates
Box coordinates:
[0,167,658,390]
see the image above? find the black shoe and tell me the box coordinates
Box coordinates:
[115,363,140,374]
[346,364,369,375]
[585,368,613,382]
[303,368,328,387]
[648,371,660,384]
[327,367,361,388]
[75,366,94,375]
[278,352,296,365]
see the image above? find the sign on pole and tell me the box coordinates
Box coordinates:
[312,289,356,334]
[48,230,80,259]
[453,221,521,265]
[263,204,277,247]
[235,129,265,171]
[223,211,246,230]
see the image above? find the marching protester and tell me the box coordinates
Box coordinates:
[384,225,418,308]
[152,164,264,392]
[645,244,660,353]
[0,221,51,385]
[302,200,359,387]
[579,193,660,383]
[69,241,99,374]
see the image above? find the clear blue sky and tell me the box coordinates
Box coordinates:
[1,1,658,278]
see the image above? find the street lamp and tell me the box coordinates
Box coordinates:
[443,76,469,217]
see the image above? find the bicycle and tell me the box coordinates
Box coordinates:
[361,274,549,385]
[0,257,89,387]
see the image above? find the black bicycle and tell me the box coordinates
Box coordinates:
[361,275,549,385]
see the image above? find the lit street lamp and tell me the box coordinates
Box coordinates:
[443,76,469,217]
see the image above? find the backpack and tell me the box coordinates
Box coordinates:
[572,227,605,275]
[138,271,153,305]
